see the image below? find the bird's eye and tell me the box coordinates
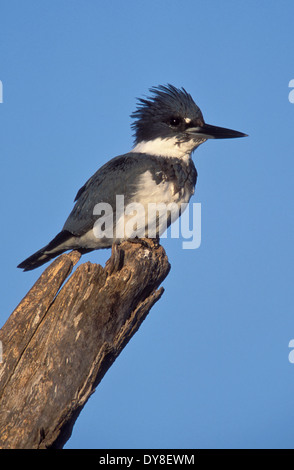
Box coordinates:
[169,117,181,127]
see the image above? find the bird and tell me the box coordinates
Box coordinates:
[18,84,247,271]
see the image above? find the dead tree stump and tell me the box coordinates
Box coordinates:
[0,240,170,449]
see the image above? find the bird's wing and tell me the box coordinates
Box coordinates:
[62,153,156,236]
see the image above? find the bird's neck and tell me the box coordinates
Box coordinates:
[131,136,201,161]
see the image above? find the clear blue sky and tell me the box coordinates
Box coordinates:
[1,0,294,449]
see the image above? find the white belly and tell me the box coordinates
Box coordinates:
[115,170,192,239]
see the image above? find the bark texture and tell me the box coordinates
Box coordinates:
[0,240,170,449]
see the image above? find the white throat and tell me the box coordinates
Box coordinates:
[131,136,204,160]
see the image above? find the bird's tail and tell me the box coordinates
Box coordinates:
[17,230,76,271]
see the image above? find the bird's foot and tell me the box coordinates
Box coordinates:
[127,237,160,249]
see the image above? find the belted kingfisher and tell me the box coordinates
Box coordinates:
[18,84,247,271]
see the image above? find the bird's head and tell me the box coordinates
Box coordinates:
[131,84,247,158]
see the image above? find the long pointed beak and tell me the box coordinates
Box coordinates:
[187,123,248,139]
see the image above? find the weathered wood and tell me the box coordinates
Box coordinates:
[0,240,170,449]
